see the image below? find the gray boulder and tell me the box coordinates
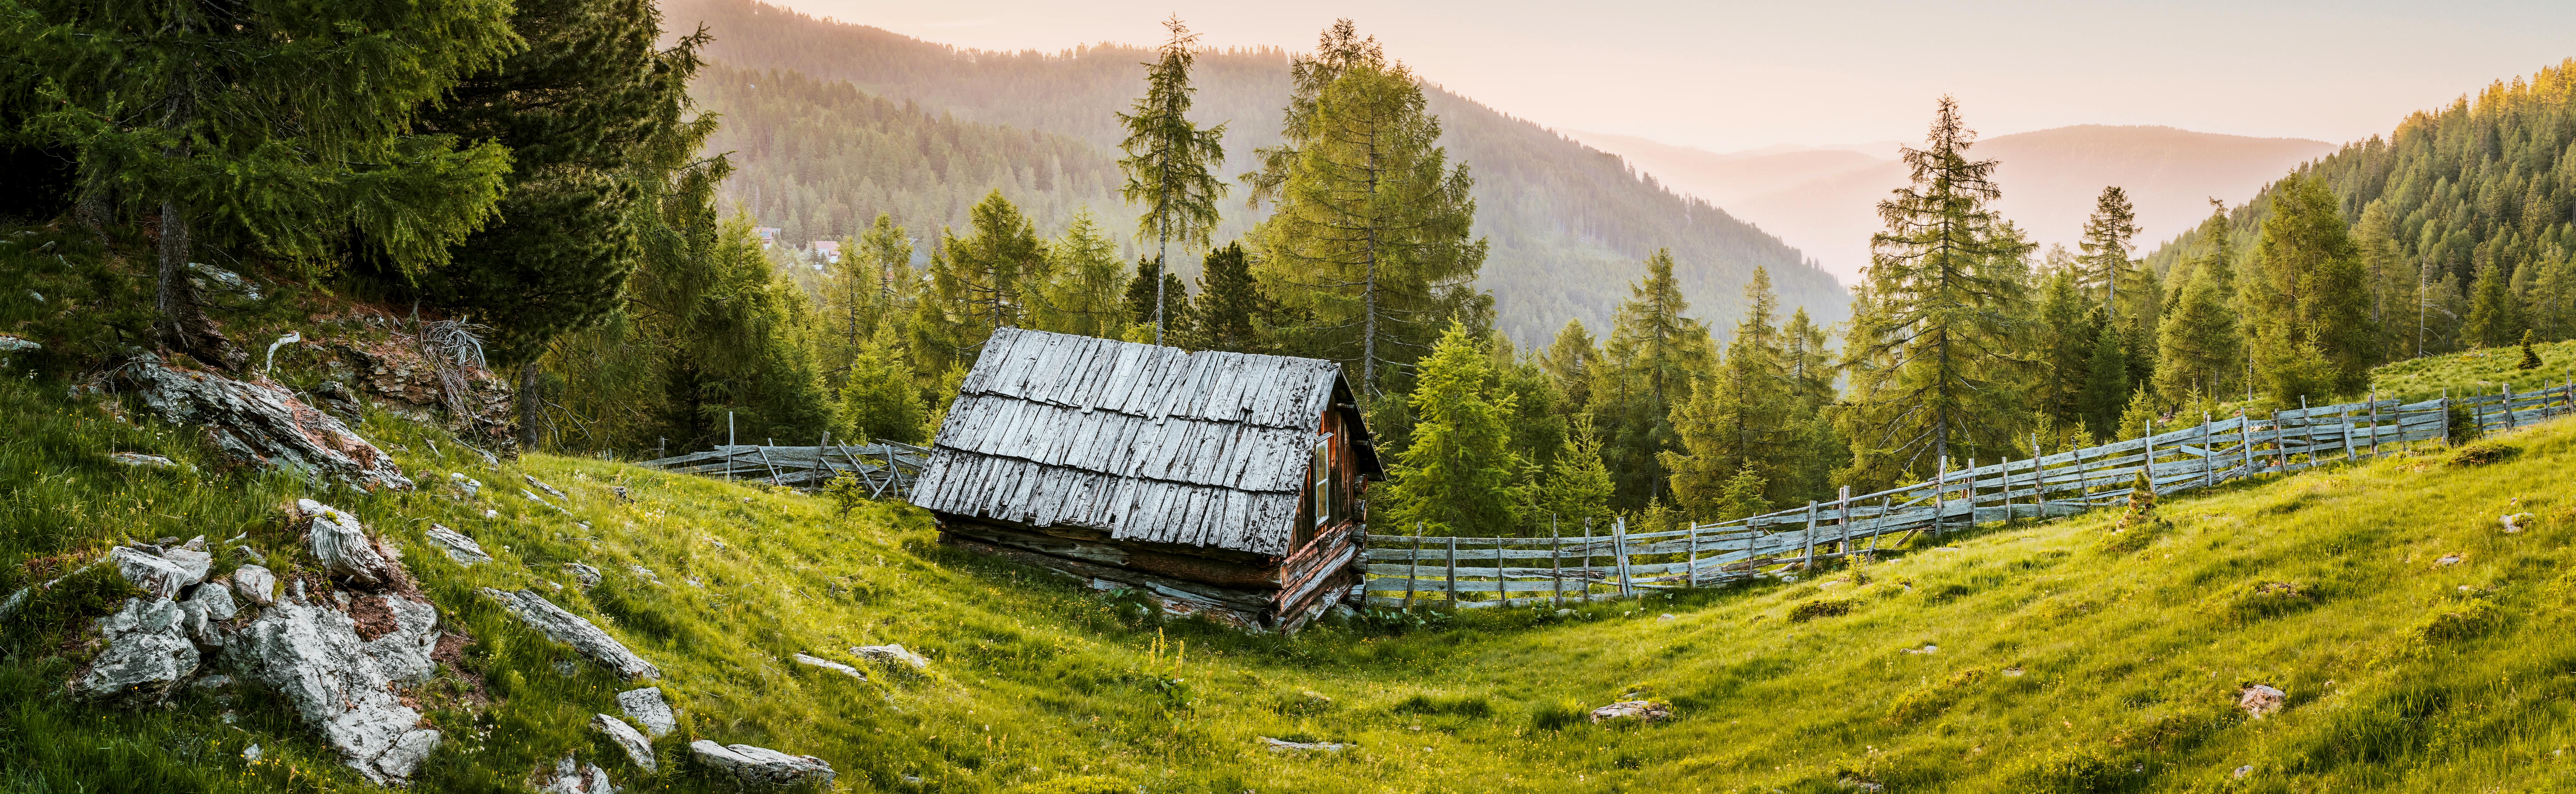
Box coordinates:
[226,596,444,784]
[303,499,399,586]
[791,653,864,680]
[536,754,619,794]
[2240,684,2287,719]
[110,452,181,469]
[423,524,491,565]
[689,741,834,787]
[617,687,677,737]
[565,563,602,589]
[110,546,200,600]
[178,583,240,647]
[76,597,198,699]
[481,588,660,680]
[118,355,413,491]
[593,713,658,772]
[1588,700,1672,725]
[849,644,930,677]
[232,565,278,606]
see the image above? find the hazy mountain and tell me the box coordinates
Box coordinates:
[660,0,1845,343]
[1575,125,2337,281]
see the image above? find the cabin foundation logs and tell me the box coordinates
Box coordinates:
[938,519,1359,633]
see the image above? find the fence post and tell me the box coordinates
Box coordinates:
[2367,391,2381,458]
[1404,524,1420,609]
[1837,486,1853,557]
[2504,383,2519,430]
[1581,519,1594,604]
[1800,501,1818,569]
[1684,522,1699,588]
[1933,458,1948,541]
[726,411,736,481]
[1444,535,1458,606]
[812,431,832,486]
[2142,419,2153,496]
[1550,517,1563,608]
[2239,409,2254,476]
[2440,388,2451,445]
[1611,518,1634,598]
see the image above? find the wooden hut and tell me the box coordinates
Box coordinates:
[907,327,1381,632]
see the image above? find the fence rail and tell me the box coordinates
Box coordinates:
[639,439,932,499]
[1359,382,2576,609]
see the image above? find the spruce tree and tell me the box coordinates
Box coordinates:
[1663,267,1791,515]
[8,0,519,369]
[839,325,930,444]
[1382,323,1523,536]
[2079,318,2129,438]
[2114,387,2156,441]
[2248,174,2378,400]
[1541,319,1598,418]
[1593,249,1715,507]
[1031,210,1129,339]
[2153,264,2241,407]
[403,0,702,366]
[1246,20,1487,395]
[2077,186,2140,315]
[1839,97,2031,487]
[1123,257,1191,344]
[1187,242,1276,353]
[1116,16,1227,345]
[2519,330,2544,370]
[2464,261,2524,349]
[2031,268,2096,430]
[817,212,915,376]
[1714,462,1773,523]
[1537,414,1617,532]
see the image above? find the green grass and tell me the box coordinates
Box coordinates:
[5,361,2576,792]
[2370,338,2576,403]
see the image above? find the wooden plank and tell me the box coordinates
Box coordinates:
[1612,518,1635,597]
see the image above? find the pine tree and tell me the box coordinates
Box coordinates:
[1537,414,1617,532]
[1246,20,1488,396]
[1593,249,1715,507]
[1031,210,1129,339]
[1382,323,1523,536]
[8,0,519,369]
[1839,97,2031,487]
[1540,319,1598,418]
[2464,261,2525,349]
[1186,242,1276,353]
[2248,174,2378,401]
[1662,267,1791,515]
[1714,462,1773,522]
[1116,16,1227,345]
[401,0,702,366]
[2079,318,2129,438]
[914,191,1050,372]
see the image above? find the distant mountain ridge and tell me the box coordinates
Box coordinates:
[1574,125,2337,281]
[660,0,1846,343]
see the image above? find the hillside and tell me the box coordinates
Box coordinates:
[2140,59,2576,354]
[1575,125,2335,282]
[9,229,2576,791]
[660,0,1845,342]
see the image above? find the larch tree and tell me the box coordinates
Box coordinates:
[1031,210,1130,339]
[1115,16,1227,346]
[1246,19,1487,396]
[6,0,520,369]
[913,191,1050,374]
[1540,319,1598,419]
[2248,174,2377,401]
[1838,96,2032,488]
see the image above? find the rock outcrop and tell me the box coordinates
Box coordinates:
[593,713,658,772]
[75,597,198,699]
[481,588,661,680]
[319,337,514,455]
[1588,701,1671,725]
[119,355,412,491]
[689,741,835,787]
[232,565,278,606]
[423,524,492,565]
[110,546,202,599]
[535,754,619,794]
[850,644,930,678]
[228,596,444,785]
[302,499,404,586]
[617,687,678,737]
[791,653,865,679]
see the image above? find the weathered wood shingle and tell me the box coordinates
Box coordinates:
[909,328,1363,556]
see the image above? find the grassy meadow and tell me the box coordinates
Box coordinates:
[3,345,2576,792]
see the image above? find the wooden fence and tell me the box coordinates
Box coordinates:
[1358,382,2576,609]
[639,439,931,499]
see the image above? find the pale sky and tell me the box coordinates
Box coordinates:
[767,0,2576,152]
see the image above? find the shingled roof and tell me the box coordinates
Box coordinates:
[907,327,1370,556]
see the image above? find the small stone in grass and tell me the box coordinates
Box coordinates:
[2238,684,2286,718]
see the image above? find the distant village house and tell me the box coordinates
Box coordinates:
[907,327,1380,633]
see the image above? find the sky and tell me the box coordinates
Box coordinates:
[764,0,2576,153]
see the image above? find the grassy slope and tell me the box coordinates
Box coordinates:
[3,227,2575,792]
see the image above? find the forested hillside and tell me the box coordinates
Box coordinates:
[662,0,1842,341]
[2142,59,2576,357]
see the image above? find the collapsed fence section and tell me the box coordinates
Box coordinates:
[1360,383,2576,608]
[639,438,931,499]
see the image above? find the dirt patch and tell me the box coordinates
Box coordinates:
[428,632,490,707]
[347,595,400,641]
[2449,442,2518,467]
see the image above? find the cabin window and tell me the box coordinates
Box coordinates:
[1311,433,1335,530]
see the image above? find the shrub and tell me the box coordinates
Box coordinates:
[1008,776,1130,794]
[2413,598,2500,643]
[2448,441,2517,467]
[1394,693,1491,718]
[1786,598,1857,623]
[1529,699,1586,731]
